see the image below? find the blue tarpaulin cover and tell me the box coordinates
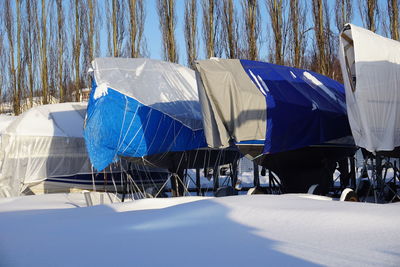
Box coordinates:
[84,58,207,171]
[195,59,352,155]
[240,60,351,154]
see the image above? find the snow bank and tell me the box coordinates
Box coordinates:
[0,194,399,266]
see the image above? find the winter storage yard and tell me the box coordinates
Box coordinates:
[1,23,400,267]
[0,194,399,266]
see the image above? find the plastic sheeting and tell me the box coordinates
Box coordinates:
[0,103,91,197]
[0,115,16,133]
[0,115,16,149]
[195,59,266,148]
[339,24,400,153]
[195,58,352,155]
[92,58,202,130]
[85,58,207,171]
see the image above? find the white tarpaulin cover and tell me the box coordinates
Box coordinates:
[0,115,16,133]
[339,24,400,153]
[0,103,91,197]
[92,57,202,130]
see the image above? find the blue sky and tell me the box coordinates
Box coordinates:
[138,0,365,65]
[95,0,367,66]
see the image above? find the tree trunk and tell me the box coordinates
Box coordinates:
[202,0,220,58]
[74,0,81,102]
[129,0,137,57]
[57,0,64,102]
[112,0,118,57]
[26,0,36,108]
[16,0,22,114]
[268,0,283,65]
[242,0,259,61]
[290,0,300,67]
[221,0,239,59]
[88,0,94,61]
[184,0,197,67]
[4,0,17,115]
[157,0,178,63]
[41,0,49,105]
[312,0,327,75]
[389,0,399,40]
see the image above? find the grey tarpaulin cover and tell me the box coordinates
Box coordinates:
[195,59,266,148]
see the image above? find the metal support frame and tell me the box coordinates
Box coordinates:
[196,168,201,196]
[253,161,260,187]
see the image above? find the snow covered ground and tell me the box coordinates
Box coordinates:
[0,193,399,266]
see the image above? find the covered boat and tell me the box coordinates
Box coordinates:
[0,115,16,147]
[339,24,400,156]
[195,59,355,193]
[0,103,167,197]
[84,58,240,195]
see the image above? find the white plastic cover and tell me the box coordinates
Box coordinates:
[92,58,202,130]
[0,103,91,197]
[0,115,16,133]
[339,24,400,153]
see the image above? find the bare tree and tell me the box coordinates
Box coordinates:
[112,0,118,57]
[24,0,39,107]
[4,0,17,114]
[16,0,24,114]
[388,0,399,40]
[47,3,59,101]
[221,0,241,59]
[157,0,178,63]
[335,0,353,32]
[111,0,126,57]
[184,0,198,68]
[358,0,379,32]
[72,0,81,101]
[324,0,338,79]
[202,0,221,58]
[289,0,308,68]
[266,0,289,65]
[56,0,65,102]
[40,0,49,104]
[242,0,260,61]
[88,0,95,61]
[106,1,113,56]
[312,0,328,75]
[128,0,146,58]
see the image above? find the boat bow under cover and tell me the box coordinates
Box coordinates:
[84,58,208,171]
[339,24,400,155]
[195,59,352,156]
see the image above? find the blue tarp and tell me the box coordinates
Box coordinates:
[84,58,207,171]
[239,60,351,154]
[85,84,207,171]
